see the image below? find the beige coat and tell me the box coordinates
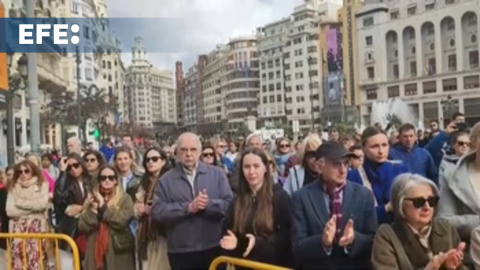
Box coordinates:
[471,226,480,269]
[371,218,470,270]
[135,186,170,270]
[78,192,135,270]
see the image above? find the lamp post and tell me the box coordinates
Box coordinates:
[440,94,458,126]
[6,53,28,165]
[75,46,82,142]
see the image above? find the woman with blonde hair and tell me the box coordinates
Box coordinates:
[78,165,135,270]
[283,134,322,195]
[6,160,51,270]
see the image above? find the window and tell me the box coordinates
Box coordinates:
[425,3,435,10]
[448,54,456,71]
[464,75,479,89]
[390,11,399,20]
[387,86,400,98]
[469,50,479,68]
[427,58,436,75]
[71,2,78,13]
[363,17,374,27]
[276,82,282,90]
[393,64,399,79]
[410,61,417,76]
[446,0,454,4]
[84,26,90,39]
[367,67,375,79]
[405,84,418,96]
[442,78,457,91]
[366,89,377,100]
[85,68,92,80]
[365,36,373,46]
[423,81,437,94]
[407,6,416,16]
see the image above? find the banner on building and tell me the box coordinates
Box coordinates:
[325,73,341,106]
[326,25,343,74]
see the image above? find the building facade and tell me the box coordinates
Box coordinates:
[175,61,184,128]
[224,37,260,132]
[257,18,290,129]
[199,45,229,134]
[356,0,480,127]
[126,37,176,130]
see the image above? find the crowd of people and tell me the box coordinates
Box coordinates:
[1,111,480,270]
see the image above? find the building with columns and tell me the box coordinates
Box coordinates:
[356,0,480,127]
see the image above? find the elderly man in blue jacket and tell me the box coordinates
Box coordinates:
[152,132,233,270]
[390,123,438,185]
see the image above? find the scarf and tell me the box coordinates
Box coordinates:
[18,176,38,189]
[137,176,159,260]
[94,187,113,270]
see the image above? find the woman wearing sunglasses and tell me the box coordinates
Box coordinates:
[6,160,51,270]
[53,153,91,257]
[79,165,135,270]
[136,147,171,270]
[83,150,107,183]
[372,173,468,270]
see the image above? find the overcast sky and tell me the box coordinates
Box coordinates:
[106,0,303,71]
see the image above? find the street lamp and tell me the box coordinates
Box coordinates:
[440,95,458,127]
[17,54,28,79]
[6,53,28,165]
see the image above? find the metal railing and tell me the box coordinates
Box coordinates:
[0,233,81,270]
[209,256,292,270]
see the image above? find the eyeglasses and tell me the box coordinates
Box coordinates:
[279,144,290,148]
[85,158,97,163]
[99,175,116,182]
[327,160,350,169]
[457,141,470,147]
[202,153,215,157]
[17,169,30,175]
[405,196,439,208]
[67,163,80,171]
[145,156,161,163]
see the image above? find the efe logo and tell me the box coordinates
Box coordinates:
[19,23,80,45]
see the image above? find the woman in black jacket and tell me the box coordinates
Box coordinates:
[220,148,293,268]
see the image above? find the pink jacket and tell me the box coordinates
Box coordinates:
[42,170,55,194]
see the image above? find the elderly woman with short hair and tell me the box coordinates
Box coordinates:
[371,173,468,270]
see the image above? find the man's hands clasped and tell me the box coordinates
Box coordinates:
[188,189,209,214]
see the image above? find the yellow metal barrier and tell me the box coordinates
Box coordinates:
[0,233,81,270]
[209,256,292,270]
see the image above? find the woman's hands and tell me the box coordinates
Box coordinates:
[220,230,256,258]
[425,242,466,270]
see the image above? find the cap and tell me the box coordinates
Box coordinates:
[315,141,354,161]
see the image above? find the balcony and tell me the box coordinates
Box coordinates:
[37,53,68,93]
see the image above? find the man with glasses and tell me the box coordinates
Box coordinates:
[152,132,233,270]
[291,142,377,269]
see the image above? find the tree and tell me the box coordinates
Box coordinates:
[41,84,115,144]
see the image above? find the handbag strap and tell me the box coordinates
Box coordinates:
[358,166,378,206]
[383,225,414,270]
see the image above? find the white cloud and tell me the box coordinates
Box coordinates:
[106,0,303,70]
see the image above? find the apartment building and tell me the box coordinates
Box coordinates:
[223,37,260,132]
[356,0,480,126]
[199,45,229,134]
[125,37,176,129]
[257,18,290,128]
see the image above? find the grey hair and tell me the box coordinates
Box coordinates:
[246,133,263,146]
[390,173,439,219]
[176,132,202,151]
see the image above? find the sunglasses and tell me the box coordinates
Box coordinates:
[457,141,470,147]
[145,156,162,163]
[67,163,80,171]
[202,153,215,157]
[17,169,31,175]
[99,175,116,182]
[405,196,439,208]
[279,144,290,148]
[85,158,97,163]
[351,154,363,160]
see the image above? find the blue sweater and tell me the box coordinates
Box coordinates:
[347,159,408,225]
[390,144,439,185]
[424,131,450,168]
